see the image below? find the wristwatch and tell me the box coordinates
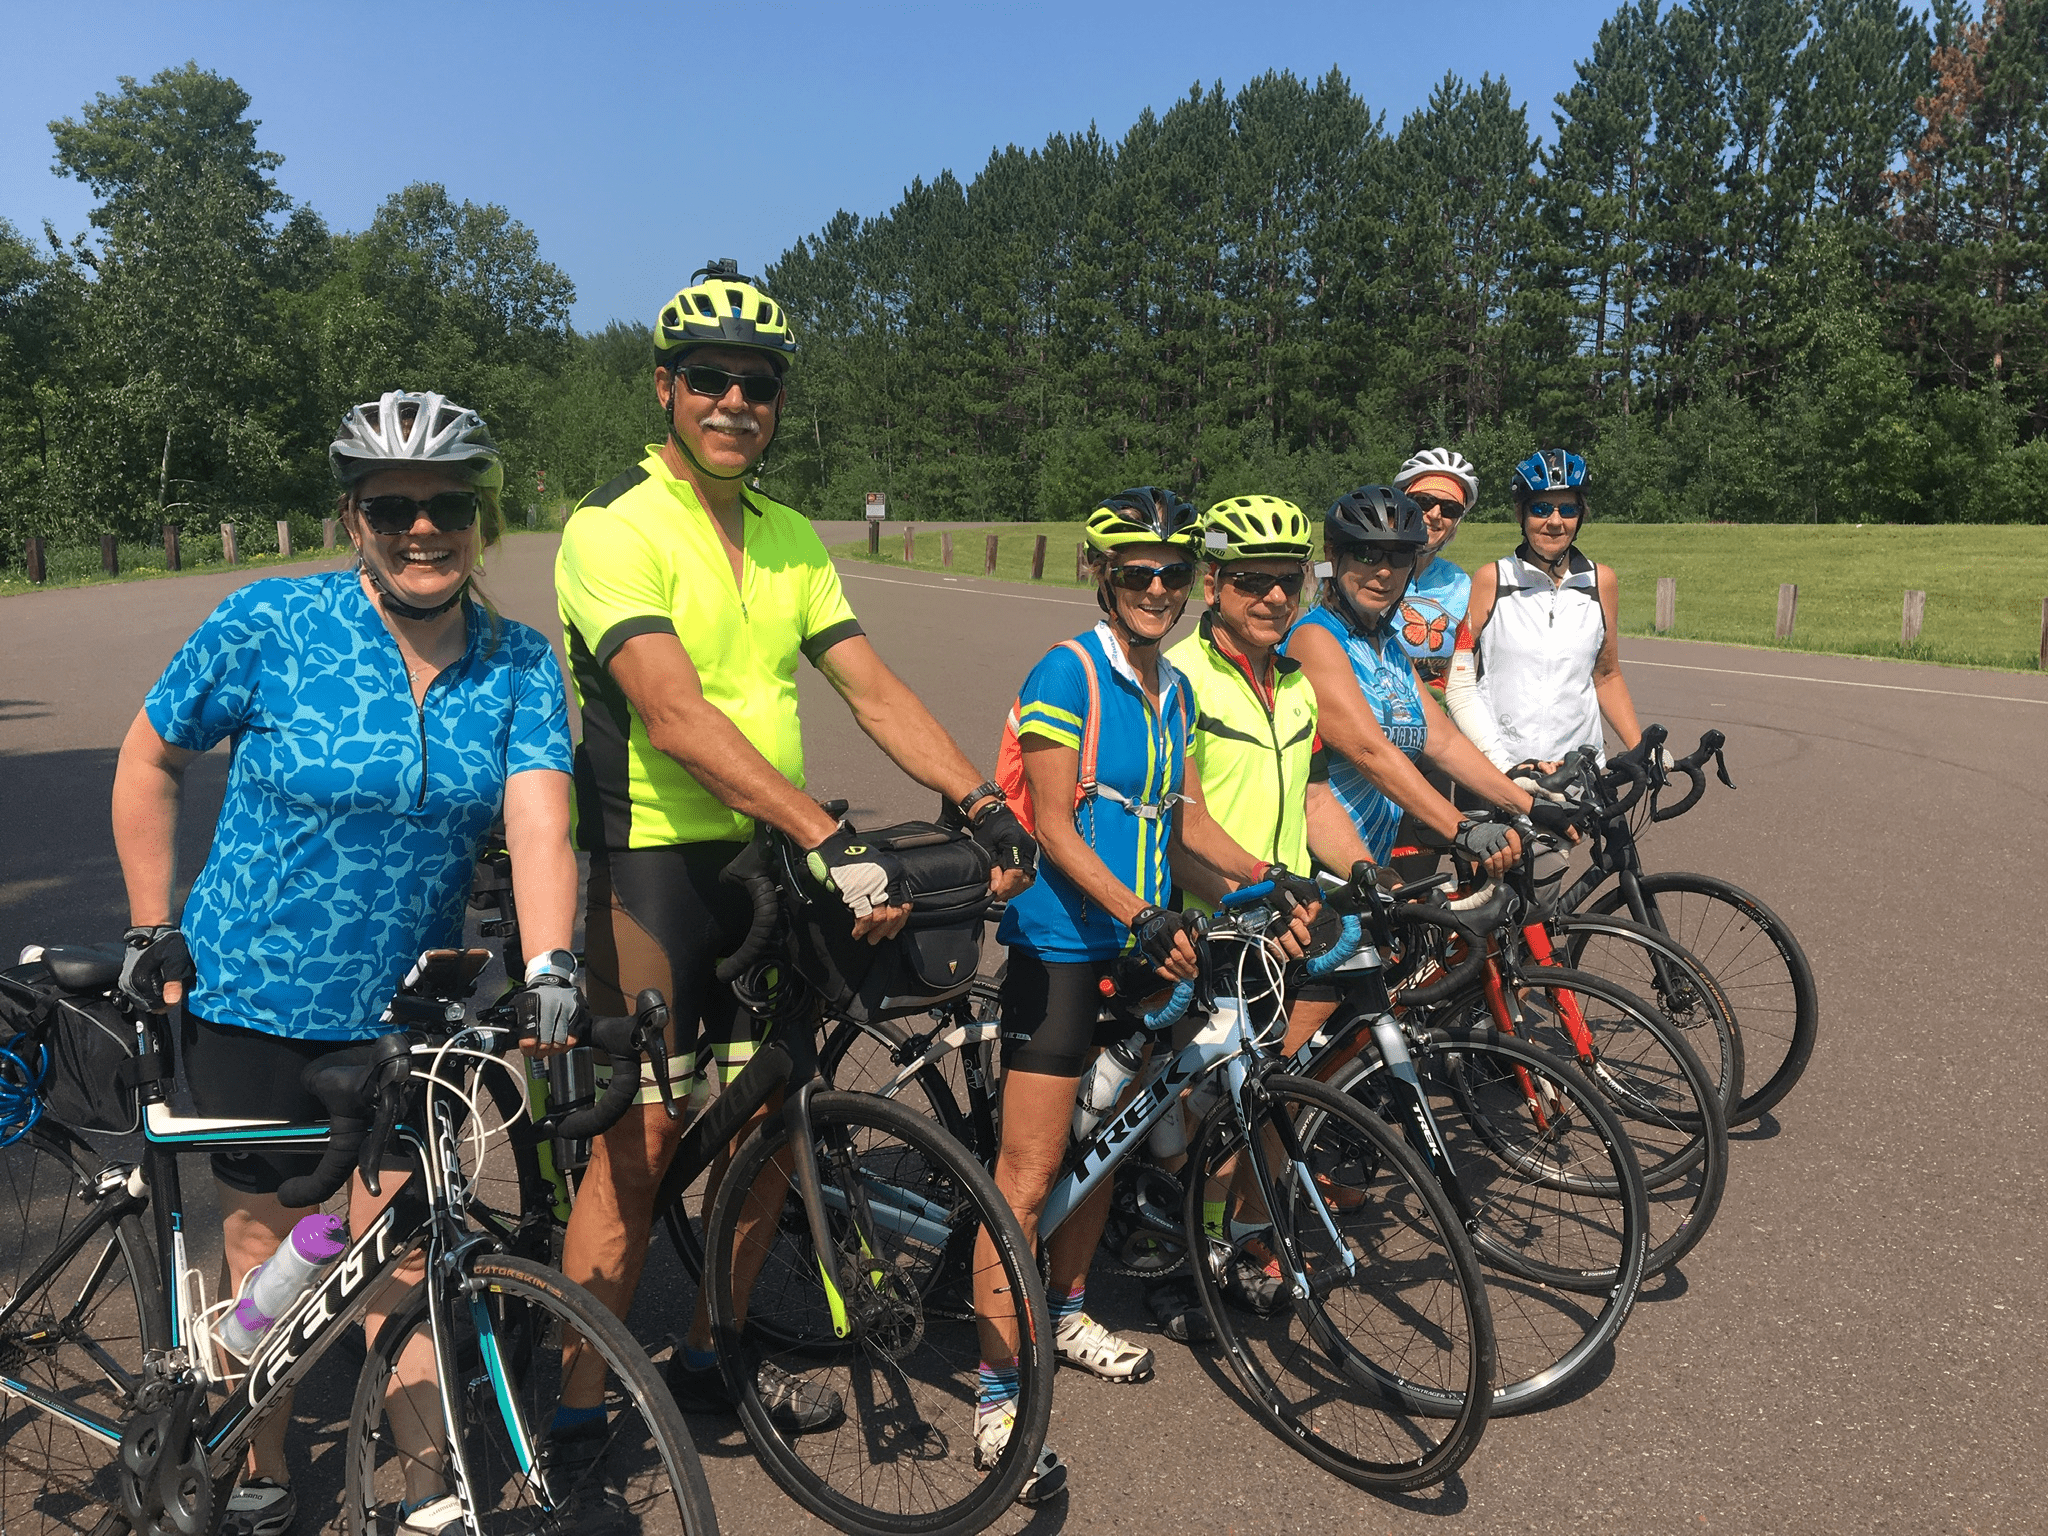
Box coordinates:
[955,780,1006,822]
[524,949,578,985]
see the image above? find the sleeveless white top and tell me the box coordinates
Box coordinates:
[1476,547,1606,766]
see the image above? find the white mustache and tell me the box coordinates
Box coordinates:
[702,411,759,435]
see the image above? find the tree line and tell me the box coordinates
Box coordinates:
[2,1,2045,557]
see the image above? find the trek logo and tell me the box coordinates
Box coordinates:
[1073,1052,1198,1183]
[250,1206,399,1404]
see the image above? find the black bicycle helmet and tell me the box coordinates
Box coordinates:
[1325,486,1427,551]
[1084,487,1200,647]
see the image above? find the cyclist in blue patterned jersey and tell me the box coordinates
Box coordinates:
[1285,487,1544,879]
[1389,448,1479,699]
[109,391,580,1536]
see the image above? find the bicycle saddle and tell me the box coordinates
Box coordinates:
[40,945,126,994]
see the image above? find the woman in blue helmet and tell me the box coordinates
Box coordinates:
[1443,448,1648,767]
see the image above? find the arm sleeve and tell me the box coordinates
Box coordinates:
[1012,645,1088,750]
[141,588,268,752]
[798,546,864,665]
[555,511,677,669]
[1441,619,1509,768]
[505,632,575,777]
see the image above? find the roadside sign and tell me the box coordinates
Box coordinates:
[865,492,888,521]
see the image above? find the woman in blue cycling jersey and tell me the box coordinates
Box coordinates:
[109,391,579,1536]
[1284,487,1544,878]
[1389,447,1479,697]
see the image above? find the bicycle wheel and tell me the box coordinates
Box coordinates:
[704,1090,1052,1536]
[817,1013,975,1146]
[1184,1075,1493,1492]
[1335,1029,1649,1415]
[459,1051,562,1266]
[1548,912,1742,1112]
[0,1121,167,1536]
[1487,967,1728,1274]
[1590,872,1818,1124]
[342,1252,718,1536]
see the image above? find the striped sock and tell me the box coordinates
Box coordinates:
[977,1360,1021,1409]
[1051,1282,1086,1326]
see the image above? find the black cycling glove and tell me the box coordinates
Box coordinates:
[1452,819,1515,864]
[514,975,585,1051]
[968,801,1038,880]
[1262,864,1323,916]
[120,925,194,1013]
[1526,799,1576,835]
[1128,905,1192,970]
[806,831,906,921]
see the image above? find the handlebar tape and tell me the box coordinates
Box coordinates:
[551,1013,648,1140]
[715,870,782,984]
[276,1114,371,1209]
[1302,914,1365,978]
[1142,978,1196,1031]
[1651,760,1708,822]
[1384,905,1491,1008]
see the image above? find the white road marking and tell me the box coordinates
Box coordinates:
[1625,657,2048,706]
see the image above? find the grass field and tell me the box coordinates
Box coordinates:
[835,522,2048,672]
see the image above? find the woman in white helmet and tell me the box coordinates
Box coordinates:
[109,391,582,1536]
[1389,448,1480,699]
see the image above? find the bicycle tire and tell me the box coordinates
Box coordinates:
[1469,967,1728,1274]
[1548,911,1743,1112]
[1334,1029,1650,1415]
[1588,872,1818,1124]
[817,1014,976,1148]
[1183,1074,1494,1492]
[0,1121,168,1536]
[705,1090,1052,1536]
[342,1252,719,1536]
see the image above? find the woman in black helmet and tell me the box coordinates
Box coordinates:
[1284,486,1547,877]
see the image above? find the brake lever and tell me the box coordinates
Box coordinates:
[633,989,679,1122]
[1712,747,1735,789]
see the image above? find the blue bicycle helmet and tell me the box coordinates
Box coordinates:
[1511,449,1590,518]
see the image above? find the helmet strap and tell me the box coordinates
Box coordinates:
[360,558,468,622]
[661,372,780,484]
[1320,552,1408,638]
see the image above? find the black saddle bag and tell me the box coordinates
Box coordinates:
[0,959,154,1136]
[775,821,993,1023]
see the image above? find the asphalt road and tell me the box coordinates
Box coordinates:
[3,532,2046,1536]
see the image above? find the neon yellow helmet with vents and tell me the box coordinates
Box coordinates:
[1082,487,1202,556]
[1199,495,1312,563]
[653,258,798,370]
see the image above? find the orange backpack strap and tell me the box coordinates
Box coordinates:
[1059,639,1103,805]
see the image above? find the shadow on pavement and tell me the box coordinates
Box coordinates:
[0,746,228,954]
[1730,1110,1783,1143]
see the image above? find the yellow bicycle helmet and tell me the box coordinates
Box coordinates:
[1083,487,1201,556]
[653,258,799,370]
[1200,495,1312,563]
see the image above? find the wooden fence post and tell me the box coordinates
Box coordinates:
[1901,589,1926,645]
[1655,577,1676,633]
[25,537,46,584]
[1774,583,1798,641]
[276,520,293,560]
[984,534,999,576]
[322,518,337,550]
[903,523,915,562]
[221,523,239,565]
[942,530,954,568]
[1031,534,1047,581]
[164,523,181,572]
[101,534,119,576]
[1077,541,1087,583]
[868,522,880,557]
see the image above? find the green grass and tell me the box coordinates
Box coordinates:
[0,509,569,599]
[834,522,2048,673]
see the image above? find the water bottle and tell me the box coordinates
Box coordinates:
[1073,1034,1146,1139]
[217,1213,346,1357]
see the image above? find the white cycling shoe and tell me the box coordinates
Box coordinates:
[973,1399,1067,1505]
[1054,1311,1156,1382]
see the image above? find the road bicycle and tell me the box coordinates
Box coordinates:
[0,945,717,1536]
[470,813,1058,1536]
[1548,726,1819,1125]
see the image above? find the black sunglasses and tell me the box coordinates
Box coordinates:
[677,363,783,406]
[355,491,479,535]
[1409,493,1467,519]
[1109,561,1196,592]
[1336,544,1419,570]
[1221,569,1306,600]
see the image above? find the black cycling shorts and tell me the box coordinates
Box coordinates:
[582,842,758,1092]
[179,1013,404,1196]
[998,949,1138,1079]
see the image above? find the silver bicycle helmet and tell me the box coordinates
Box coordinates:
[329,391,504,492]
[1393,447,1479,508]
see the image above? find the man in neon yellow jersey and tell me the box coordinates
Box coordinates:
[552,260,1035,1457]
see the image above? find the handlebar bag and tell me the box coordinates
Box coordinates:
[775,822,994,1023]
[0,960,151,1135]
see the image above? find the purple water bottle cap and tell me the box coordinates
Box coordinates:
[233,1293,274,1334]
[289,1213,347,1264]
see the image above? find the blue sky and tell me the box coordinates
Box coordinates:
[5,0,1627,330]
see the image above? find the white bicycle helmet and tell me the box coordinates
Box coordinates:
[329,390,504,492]
[1393,447,1478,508]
